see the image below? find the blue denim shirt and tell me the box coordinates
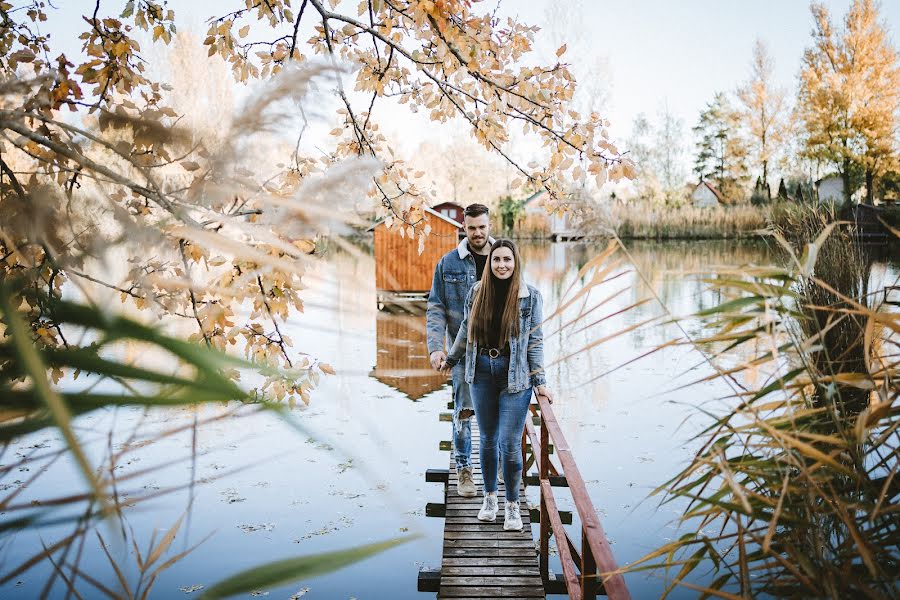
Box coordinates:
[426,238,495,355]
[445,281,547,393]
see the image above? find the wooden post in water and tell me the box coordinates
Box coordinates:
[582,526,597,600]
[539,417,550,582]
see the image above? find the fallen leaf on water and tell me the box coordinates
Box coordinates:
[238,523,275,533]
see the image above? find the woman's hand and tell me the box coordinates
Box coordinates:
[535,384,554,404]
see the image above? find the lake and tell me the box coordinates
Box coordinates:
[1,238,896,599]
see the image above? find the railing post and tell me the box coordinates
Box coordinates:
[521,427,528,487]
[539,415,550,581]
[581,526,597,600]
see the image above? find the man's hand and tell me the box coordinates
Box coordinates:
[430,350,447,371]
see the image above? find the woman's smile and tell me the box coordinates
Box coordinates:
[491,247,515,279]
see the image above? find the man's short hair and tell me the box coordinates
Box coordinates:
[464,203,489,218]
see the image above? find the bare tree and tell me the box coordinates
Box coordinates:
[737,39,788,196]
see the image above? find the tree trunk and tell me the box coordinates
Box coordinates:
[841,159,851,205]
[763,160,769,199]
[864,169,874,205]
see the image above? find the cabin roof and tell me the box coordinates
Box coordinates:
[367,206,463,232]
[692,180,726,203]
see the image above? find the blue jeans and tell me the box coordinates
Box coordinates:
[471,354,532,502]
[451,363,472,469]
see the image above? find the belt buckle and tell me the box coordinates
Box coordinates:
[488,348,500,359]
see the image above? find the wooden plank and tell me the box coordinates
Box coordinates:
[418,568,441,592]
[444,539,534,548]
[442,566,540,576]
[427,468,450,483]
[442,557,539,566]
[440,586,544,597]
[444,514,532,523]
[441,547,536,557]
[444,531,531,540]
[443,522,532,531]
[524,474,568,487]
[441,576,543,587]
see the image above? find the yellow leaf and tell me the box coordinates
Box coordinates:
[319,362,335,375]
[239,24,250,38]
[556,44,566,57]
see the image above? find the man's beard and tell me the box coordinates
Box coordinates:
[468,236,487,251]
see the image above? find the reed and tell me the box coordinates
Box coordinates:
[597,203,771,239]
[620,207,899,598]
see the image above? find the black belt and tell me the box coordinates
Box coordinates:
[478,346,510,358]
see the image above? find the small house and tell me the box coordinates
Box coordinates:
[815,174,845,204]
[691,181,726,208]
[521,189,575,239]
[370,207,462,303]
[432,201,465,227]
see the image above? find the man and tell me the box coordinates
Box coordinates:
[426,203,493,497]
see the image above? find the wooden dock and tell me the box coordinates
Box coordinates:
[430,420,545,598]
[422,400,631,600]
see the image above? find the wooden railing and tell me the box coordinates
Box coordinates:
[522,396,631,600]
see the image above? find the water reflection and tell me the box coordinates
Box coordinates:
[369,311,448,400]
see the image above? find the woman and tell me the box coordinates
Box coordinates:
[444,239,554,531]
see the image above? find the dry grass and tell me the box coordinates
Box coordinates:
[507,213,550,239]
[594,202,771,239]
[619,210,899,598]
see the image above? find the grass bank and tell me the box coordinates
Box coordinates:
[598,203,770,239]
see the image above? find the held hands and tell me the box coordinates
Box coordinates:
[535,384,554,404]
[430,350,447,372]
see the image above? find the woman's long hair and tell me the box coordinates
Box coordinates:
[468,239,522,347]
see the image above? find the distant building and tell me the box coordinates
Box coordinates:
[522,189,576,239]
[815,174,845,204]
[432,201,465,226]
[691,181,726,208]
[368,207,461,299]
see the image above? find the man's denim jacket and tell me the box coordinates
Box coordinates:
[426,238,494,357]
[444,281,547,394]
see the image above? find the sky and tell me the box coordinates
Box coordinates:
[38,1,900,170]
[510,0,900,141]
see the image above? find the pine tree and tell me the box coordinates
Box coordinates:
[777,179,789,200]
[693,92,750,202]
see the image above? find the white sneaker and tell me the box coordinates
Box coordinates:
[503,500,523,531]
[457,466,477,497]
[477,493,498,522]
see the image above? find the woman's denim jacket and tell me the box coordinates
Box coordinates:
[445,280,547,393]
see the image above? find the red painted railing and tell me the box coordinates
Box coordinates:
[522,396,631,600]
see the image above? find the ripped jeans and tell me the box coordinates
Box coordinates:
[451,362,473,470]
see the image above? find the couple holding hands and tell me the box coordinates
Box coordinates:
[426,203,553,532]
